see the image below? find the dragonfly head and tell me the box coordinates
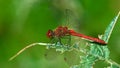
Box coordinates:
[47,30,54,38]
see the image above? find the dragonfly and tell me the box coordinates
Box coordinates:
[46,26,107,45]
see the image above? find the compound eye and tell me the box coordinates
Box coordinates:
[46,30,54,38]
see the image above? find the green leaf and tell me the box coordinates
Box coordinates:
[103,11,120,43]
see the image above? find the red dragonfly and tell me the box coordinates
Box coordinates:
[47,26,107,45]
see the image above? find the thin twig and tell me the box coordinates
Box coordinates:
[9,42,54,61]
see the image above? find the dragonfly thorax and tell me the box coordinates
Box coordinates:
[54,26,70,37]
[46,26,70,38]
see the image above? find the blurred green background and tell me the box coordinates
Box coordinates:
[0,0,120,68]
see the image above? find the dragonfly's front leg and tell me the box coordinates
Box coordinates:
[58,37,63,45]
[50,37,63,47]
[48,38,58,48]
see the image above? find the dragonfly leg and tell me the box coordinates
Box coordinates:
[49,38,57,46]
[58,38,63,45]
[67,35,71,46]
